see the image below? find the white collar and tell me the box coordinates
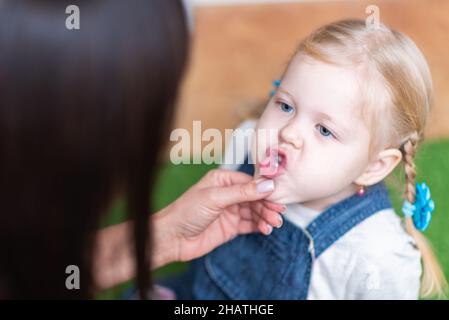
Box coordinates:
[283,203,322,229]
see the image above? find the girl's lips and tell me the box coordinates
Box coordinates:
[259,147,287,178]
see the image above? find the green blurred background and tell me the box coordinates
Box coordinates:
[98,138,449,300]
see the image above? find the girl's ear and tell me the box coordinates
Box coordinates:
[354,148,403,186]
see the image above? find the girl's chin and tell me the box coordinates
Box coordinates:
[264,190,289,204]
[265,186,305,205]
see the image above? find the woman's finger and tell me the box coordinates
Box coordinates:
[249,201,265,219]
[263,200,286,214]
[197,169,253,190]
[257,218,274,235]
[245,210,273,235]
[250,202,283,229]
[260,207,283,229]
[207,178,274,210]
[237,203,253,220]
[237,220,259,235]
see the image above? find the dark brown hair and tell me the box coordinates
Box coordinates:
[0,0,189,298]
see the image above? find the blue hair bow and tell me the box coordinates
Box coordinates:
[401,182,435,231]
[269,79,281,97]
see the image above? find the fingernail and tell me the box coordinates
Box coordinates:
[266,224,273,235]
[276,214,283,228]
[280,205,287,213]
[257,180,274,193]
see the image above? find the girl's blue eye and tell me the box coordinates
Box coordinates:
[280,102,294,114]
[317,124,334,138]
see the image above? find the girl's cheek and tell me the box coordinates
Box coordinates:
[262,110,286,130]
[257,118,279,133]
[258,110,274,127]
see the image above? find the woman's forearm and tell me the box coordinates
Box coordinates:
[93,208,179,291]
[94,221,136,291]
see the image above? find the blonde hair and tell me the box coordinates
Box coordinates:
[294,19,446,298]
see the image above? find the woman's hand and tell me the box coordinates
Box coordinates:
[153,169,285,268]
[94,169,285,290]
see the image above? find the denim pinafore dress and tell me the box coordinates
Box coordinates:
[161,160,392,300]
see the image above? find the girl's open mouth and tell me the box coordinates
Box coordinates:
[258,147,287,178]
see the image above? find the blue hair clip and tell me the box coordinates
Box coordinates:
[269,79,281,97]
[401,182,435,231]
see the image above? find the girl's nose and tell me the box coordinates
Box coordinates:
[280,122,304,150]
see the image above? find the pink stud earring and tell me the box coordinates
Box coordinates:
[357,185,366,197]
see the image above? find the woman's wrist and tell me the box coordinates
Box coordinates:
[151,204,181,269]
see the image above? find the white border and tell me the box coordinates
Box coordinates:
[191,0,346,6]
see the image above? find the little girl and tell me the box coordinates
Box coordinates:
[162,19,447,299]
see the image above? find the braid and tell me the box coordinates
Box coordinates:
[402,132,419,203]
[401,132,447,297]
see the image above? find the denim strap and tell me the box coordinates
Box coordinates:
[306,182,392,258]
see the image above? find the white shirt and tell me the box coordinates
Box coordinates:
[284,203,422,299]
[221,119,422,299]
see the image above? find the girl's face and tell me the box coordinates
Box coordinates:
[252,55,374,210]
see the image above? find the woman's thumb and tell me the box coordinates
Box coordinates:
[210,179,275,208]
